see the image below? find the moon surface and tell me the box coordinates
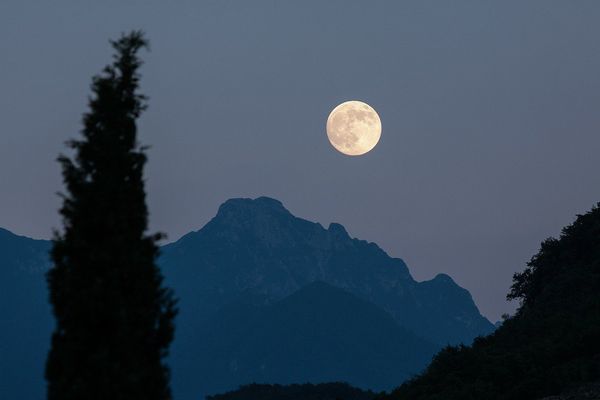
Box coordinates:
[326,100,382,156]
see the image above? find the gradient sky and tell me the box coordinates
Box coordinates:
[2,1,600,321]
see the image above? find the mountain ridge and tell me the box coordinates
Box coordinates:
[160,196,494,397]
[0,196,494,399]
[192,281,438,396]
[161,196,494,346]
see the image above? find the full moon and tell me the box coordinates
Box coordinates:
[326,100,382,156]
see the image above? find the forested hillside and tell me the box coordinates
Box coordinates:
[380,204,600,400]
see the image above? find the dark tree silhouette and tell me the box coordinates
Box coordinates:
[46,31,177,400]
[378,203,600,400]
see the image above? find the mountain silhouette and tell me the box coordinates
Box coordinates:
[160,197,494,397]
[161,197,493,346]
[0,197,493,399]
[185,281,438,396]
[0,228,52,400]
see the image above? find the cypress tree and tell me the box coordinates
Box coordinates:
[46,31,177,400]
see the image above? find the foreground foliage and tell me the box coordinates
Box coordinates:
[46,32,176,400]
[381,204,600,400]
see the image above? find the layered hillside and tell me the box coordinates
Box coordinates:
[161,197,493,346]
[159,197,493,397]
[190,281,438,395]
[0,197,493,399]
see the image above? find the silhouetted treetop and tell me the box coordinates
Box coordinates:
[46,31,176,400]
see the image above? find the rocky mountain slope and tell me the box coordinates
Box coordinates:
[160,197,493,397]
[161,197,494,346]
[0,197,494,399]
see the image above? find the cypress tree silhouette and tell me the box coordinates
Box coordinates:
[46,31,177,400]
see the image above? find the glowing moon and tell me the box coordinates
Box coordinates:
[326,100,382,156]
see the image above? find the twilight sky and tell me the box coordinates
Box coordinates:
[2,1,600,321]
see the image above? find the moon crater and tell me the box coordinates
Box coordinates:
[326,100,382,156]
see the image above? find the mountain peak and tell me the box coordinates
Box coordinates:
[328,222,350,239]
[216,196,290,218]
[433,273,455,284]
[163,196,492,349]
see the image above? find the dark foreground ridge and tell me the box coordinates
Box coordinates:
[379,203,600,400]
[206,382,377,400]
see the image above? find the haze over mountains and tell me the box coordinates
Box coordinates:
[0,197,494,399]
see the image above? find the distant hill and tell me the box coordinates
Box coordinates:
[0,197,493,399]
[380,203,600,400]
[206,382,377,400]
[0,228,52,400]
[191,281,437,396]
